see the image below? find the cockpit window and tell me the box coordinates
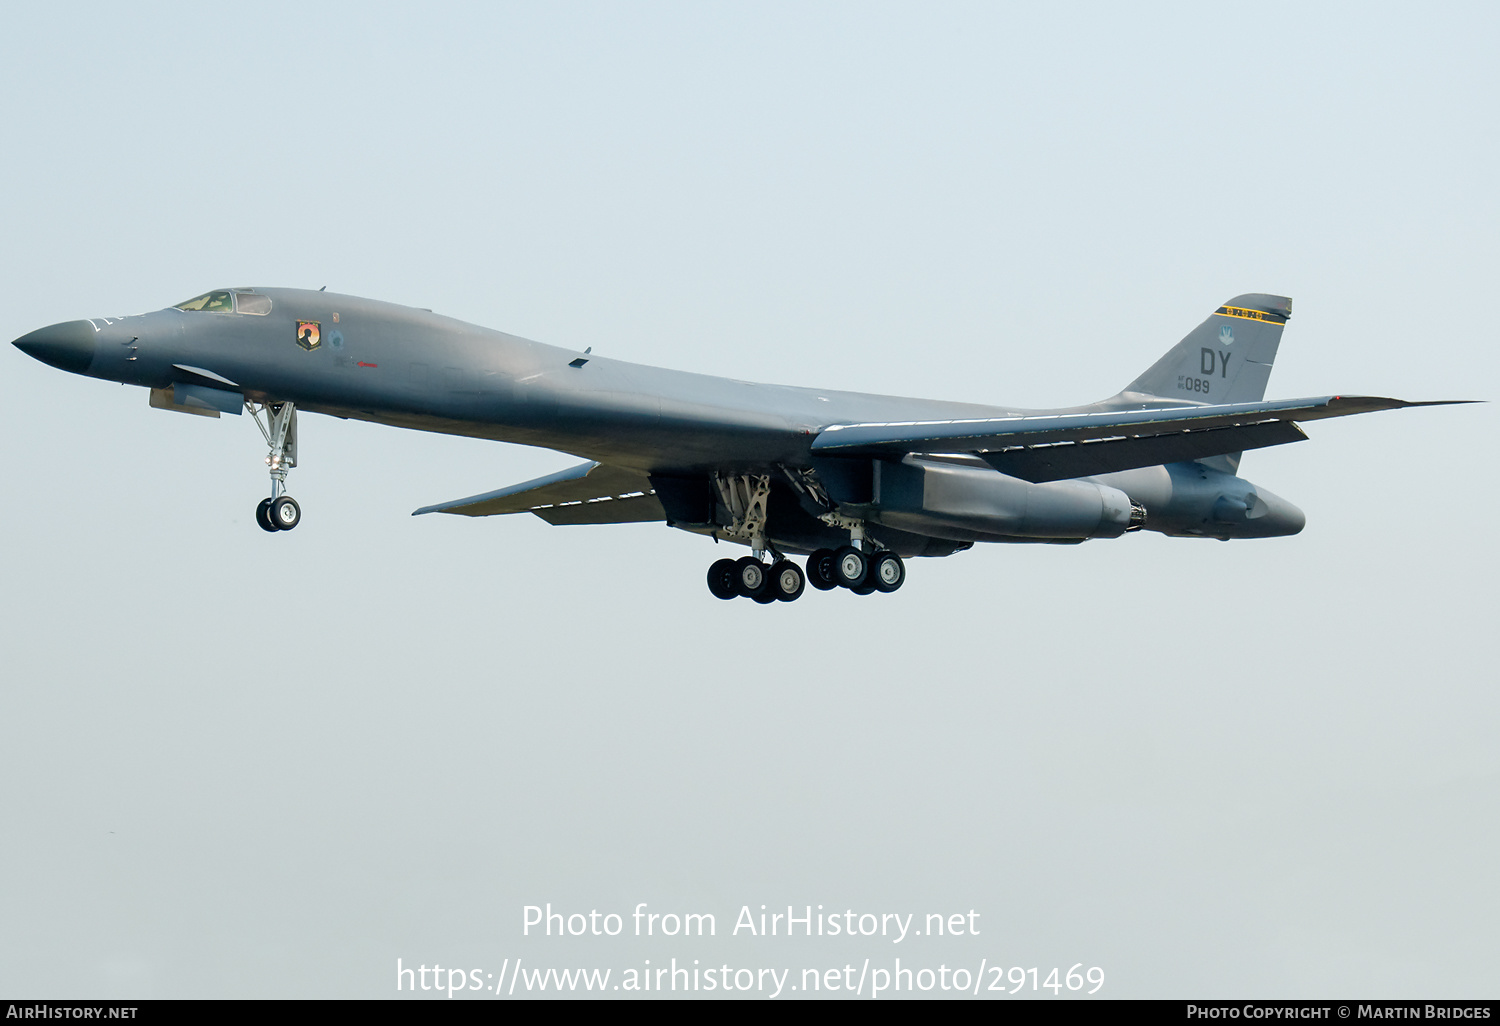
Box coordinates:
[173,290,274,315]
[234,292,272,315]
[175,291,236,313]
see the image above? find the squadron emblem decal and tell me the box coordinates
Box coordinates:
[296,320,322,351]
[1218,326,1234,346]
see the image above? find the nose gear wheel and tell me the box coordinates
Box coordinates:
[270,495,301,530]
[255,498,278,533]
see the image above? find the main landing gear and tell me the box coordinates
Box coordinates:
[704,471,907,602]
[706,546,904,603]
[707,556,807,603]
[805,545,905,594]
[248,400,302,533]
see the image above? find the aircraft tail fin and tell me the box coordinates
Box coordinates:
[1120,294,1292,407]
[1116,294,1293,472]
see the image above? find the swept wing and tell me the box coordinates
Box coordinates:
[811,396,1467,483]
[413,461,664,525]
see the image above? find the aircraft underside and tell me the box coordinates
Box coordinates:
[407,443,1307,604]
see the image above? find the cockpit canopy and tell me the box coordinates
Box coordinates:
[174,290,272,316]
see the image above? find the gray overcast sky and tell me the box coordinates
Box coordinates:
[1,1,1495,999]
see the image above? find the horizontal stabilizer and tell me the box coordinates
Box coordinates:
[814,396,1470,482]
[413,461,665,525]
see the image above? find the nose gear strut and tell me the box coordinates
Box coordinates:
[248,400,301,532]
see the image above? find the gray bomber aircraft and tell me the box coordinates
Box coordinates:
[12,288,1462,601]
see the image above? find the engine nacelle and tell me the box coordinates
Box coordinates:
[860,455,1137,542]
[1095,464,1305,539]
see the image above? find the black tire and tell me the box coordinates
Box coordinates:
[707,558,739,600]
[270,495,301,531]
[752,589,779,604]
[806,548,839,590]
[255,497,278,533]
[734,556,769,599]
[870,551,906,593]
[851,582,877,595]
[769,560,805,601]
[832,545,867,588]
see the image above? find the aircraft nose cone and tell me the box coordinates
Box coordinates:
[12,320,97,375]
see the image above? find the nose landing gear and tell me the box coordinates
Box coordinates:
[255,495,302,532]
[248,401,302,532]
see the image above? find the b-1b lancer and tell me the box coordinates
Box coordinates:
[12,289,1462,601]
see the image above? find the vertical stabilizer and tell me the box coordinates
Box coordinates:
[1121,294,1292,406]
[1116,294,1292,472]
